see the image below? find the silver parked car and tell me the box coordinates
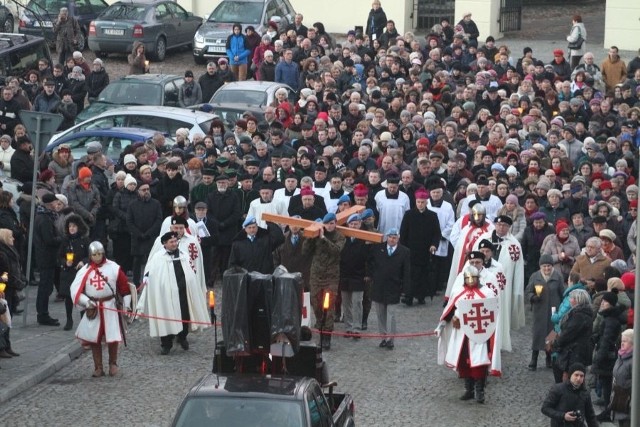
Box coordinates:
[193,0,295,64]
[88,0,202,61]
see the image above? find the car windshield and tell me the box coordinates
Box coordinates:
[173,397,304,427]
[98,82,162,106]
[28,0,70,15]
[207,1,261,23]
[211,90,267,105]
[99,4,147,20]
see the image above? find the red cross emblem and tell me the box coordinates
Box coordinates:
[462,302,495,334]
[496,272,507,291]
[89,274,105,291]
[508,244,521,261]
[188,243,198,261]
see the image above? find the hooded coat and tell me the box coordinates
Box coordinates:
[57,214,90,296]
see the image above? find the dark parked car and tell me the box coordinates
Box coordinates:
[193,0,295,64]
[0,33,52,81]
[75,73,184,122]
[171,375,355,427]
[88,0,202,61]
[45,127,158,162]
[18,0,109,51]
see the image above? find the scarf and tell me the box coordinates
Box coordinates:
[557,234,569,244]
[618,348,633,357]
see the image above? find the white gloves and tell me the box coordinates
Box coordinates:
[434,321,446,337]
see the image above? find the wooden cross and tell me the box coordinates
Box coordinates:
[262,205,384,243]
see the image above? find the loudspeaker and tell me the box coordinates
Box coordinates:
[212,341,235,374]
[247,272,273,354]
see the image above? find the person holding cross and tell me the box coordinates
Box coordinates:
[70,241,130,377]
[302,212,346,350]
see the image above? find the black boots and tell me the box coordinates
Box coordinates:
[460,378,475,400]
[475,378,486,403]
[528,350,539,371]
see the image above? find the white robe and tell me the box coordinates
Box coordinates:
[445,220,495,297]
[137,249,210,337]
[160,216,198,237]
[71,260,124,344]
[475,231,526,352]
[459,194,504,222]
[374,189,410,233]
[273,188,299,211]
[437,277,501,377]
[148,233,206,294]
[247,198,288,229]
[427,199,455,257]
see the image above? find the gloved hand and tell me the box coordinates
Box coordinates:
[434,321,446,337]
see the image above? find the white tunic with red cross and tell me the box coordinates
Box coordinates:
[70,260,129,344]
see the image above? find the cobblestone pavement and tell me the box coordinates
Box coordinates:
[0,287,613,427]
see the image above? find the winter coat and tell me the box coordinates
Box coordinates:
[0,241,23,292]
[399,208,441,266]
[90,165,110,217]
[157,172,189,217]
[111,187,138,235]
[552,283,587,333]
[86,67,110,99]
[567,22,587,58]
[128,42,148,75]
[303,230,346,285]
[48,150,74,186]
[225,33,250,65]
[339,236,371,292]
[229,222,284,274]
[53,15,80,54]
[10,149,34,183]
[125,196,162,256]
[570,252,611,283]
[206,190,241,245]
[275,60,300,91]
[540,234,582,280]
[33,205,61,269]
[0,145,14,178]
[65,180,100,226]
[199,71,223,102]
[259,60,276,82]
[553,304,594,372]
[67,74,87,113]
[611,351,632,420]
[369,243,411,305]
[55,99,77,131]
[365,7,387,40]
[526,269,565,351]
[539,204,571,227]
[521,224,555,278]
[541,380,598,427]
[591,304,625,376]
[273,231,312,291]
[497,205,527,241]
[57,214,90,296]
[178,80,202,107]
[33,91,60,113]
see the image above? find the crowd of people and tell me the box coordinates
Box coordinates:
[0,1,637,420]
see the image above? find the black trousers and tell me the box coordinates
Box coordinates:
[211,245,231,285]
[160,284,190,348]
[408,263,429,300]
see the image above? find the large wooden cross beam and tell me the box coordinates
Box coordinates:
[262,205,384,243]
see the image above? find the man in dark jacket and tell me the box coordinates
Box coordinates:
[541,362,598,427]
[33,193,62,325]
[126,182,162,286]
[369,227,410,349]
[90,153,110,240]
[33,79,61,113]
[339,214,371,336]
[228,216,283,274]
[157,161,190,217]
[199,62,224,102]
[399,188,441,305]
[10,137,34,183]
[206,174,241,285]
[274,220,311,291]
[191,201,219,289]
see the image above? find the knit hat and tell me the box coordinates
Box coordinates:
[601,292,618,306]
[556,221,569,235]
[539,254,554,266]
[506,194,518,205]
[124,174,137,188]
[568,363,586,376]
[78,167,92,180]
[621,272,635,290]
[124,154,136,165]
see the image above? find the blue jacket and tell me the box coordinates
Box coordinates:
[275,60,300,91]
[225,34,250,65]
[551,282,587,332]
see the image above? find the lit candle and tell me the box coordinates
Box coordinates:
[0,283,5,293]
[66,252,74,263]
[208,290,215,308]
[534,284,543,296]
[323,291,330,310]
[144,60,149,68]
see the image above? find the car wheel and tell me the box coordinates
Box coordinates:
[76,31,86,51]
[152,36,166,62]
[3,16,13,33]
[193,55,206,65]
